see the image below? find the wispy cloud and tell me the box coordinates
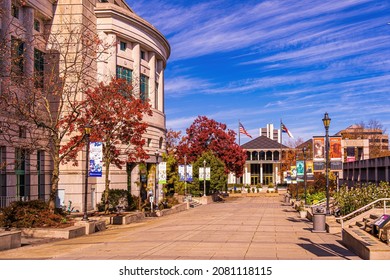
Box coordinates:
[131,0,390,139]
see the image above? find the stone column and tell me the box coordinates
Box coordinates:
[105,33,117,82]
[132,43,140,96]
[260,164,263,184]
[1,0,12,78]
[157,60,164,112]
[149,52,156,108]
[23,6,35,78]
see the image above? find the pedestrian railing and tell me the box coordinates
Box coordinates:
[335,198,390,229]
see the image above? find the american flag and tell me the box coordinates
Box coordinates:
[281,123,294,138]
[239,122,252,138]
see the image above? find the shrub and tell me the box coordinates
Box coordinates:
[0,200,71,228]
[334,182,390,216]
[97,189,137,212]
[306,192,326,205]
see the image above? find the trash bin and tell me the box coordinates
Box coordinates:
[312,207,326,233]
[284,193,291,203]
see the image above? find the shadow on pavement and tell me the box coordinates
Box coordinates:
[298,237,357,259]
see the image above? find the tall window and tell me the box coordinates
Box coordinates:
[140,74,149,101]
[155,82,159,109]
[0,146,6,197]
[116,66,132,83]
[37,150,45,200]
[34,49,44,88]
[15,148,29,198]
[11,37,25,81]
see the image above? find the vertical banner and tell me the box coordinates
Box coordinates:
[306,160,314,181]
[290,165,297,184]
[89,142,103,177]
[284,171,291,184]
[158,162,166,184]
[296,160,304,182]
[313,137,325,161]
[330,136,342,161]
[199,167,211,181]
[179,165,193,182]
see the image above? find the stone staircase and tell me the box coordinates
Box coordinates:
[189,199,202,208]
[355,213,390,244]
[342,209,390,259]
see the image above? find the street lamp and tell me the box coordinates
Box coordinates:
[82,123,91,221]
[203,160,206,196]
[184,155,187,196]
[322,112,331,215]
[155,150,159,206]
[302,147,307,205]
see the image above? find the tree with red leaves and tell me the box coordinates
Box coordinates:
[64,78,152,213]
[176,116,246,177]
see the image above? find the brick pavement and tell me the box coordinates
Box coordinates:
[0,195,361,260]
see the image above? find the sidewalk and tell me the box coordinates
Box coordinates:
[0,195,361,260]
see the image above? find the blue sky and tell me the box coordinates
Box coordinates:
[129,0,390,144]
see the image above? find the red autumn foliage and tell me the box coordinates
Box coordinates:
[63,78,152,166]
[176,116,246,176]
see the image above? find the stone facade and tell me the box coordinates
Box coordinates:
[0,0,170,210]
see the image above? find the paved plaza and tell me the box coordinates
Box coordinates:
[0,195,361,260]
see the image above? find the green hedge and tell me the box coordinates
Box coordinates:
[334,182,390,216]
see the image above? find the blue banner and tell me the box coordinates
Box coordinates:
[89,142,103,177]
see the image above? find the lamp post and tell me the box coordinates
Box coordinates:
[82,123,91,221]
[203,160,206,196]
[184,155,187,196]
[303,147,307,205]
[322,112,331,215]
[295,154,299,201]
[155,150,159,206]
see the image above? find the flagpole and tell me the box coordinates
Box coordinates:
[280,119,283,186]
[238,120,241,146]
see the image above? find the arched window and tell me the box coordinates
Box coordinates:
[252,151,258,161]
[259,151,265,160]
[246,151,251,160]
[274,151,280,161]
[266,151,272,160]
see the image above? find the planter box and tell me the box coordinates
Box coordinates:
[156,203,187,217]
[75,220,106,235]
[111,212,145,225]
[0,230,21,251]
[21,226,85,239]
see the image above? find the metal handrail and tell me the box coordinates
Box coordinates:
[310,198,327,207]
[335,198,390,229]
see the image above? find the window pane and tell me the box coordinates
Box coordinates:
[116,66,132,83]
[140,74,149,101]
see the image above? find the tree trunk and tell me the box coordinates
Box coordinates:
[104,158,110,214]
[49,156,60,212]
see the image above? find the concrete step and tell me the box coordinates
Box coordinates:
[190,201,202,208]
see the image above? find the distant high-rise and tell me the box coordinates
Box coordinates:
[259,124,281,143]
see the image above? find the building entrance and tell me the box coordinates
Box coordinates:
[251,175,259,185]
[263,175,273,185]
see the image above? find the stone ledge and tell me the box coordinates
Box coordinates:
[0,230,21,251]
[342,226,390,260]
[111,212,145,225]
[75,220,107,235]
[21,226,86,240]
[156,203,187,217]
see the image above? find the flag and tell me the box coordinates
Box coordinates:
[281,123,294,138]
[239,122,252,138]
